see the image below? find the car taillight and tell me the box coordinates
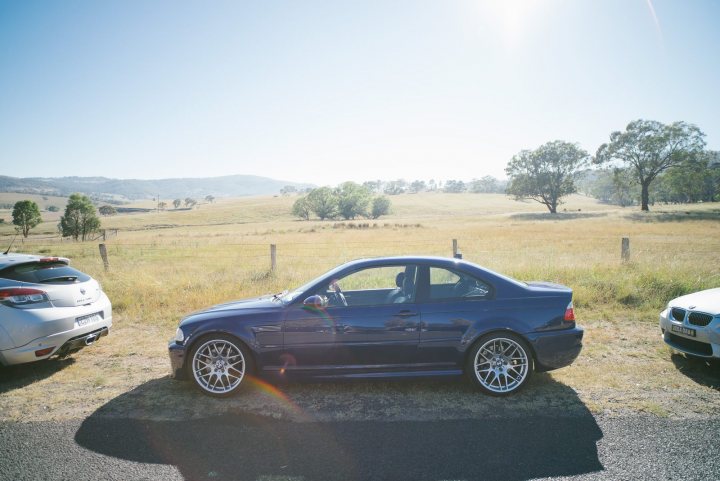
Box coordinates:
[564,301,575,322]
[0,287,49,306]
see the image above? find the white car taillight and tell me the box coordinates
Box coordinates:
[0,287,50,306]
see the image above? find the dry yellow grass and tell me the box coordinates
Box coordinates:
[1,193,719,421]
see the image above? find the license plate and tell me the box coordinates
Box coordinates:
[671,324,696,337]
[76,313,102,327]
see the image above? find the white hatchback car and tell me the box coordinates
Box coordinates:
[0,253,112,366]
[660,288,720,360]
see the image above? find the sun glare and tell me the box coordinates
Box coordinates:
[473,0,549,48]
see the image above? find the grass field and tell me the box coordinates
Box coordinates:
[1,192,719,421]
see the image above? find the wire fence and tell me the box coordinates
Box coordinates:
[6,233,720,275]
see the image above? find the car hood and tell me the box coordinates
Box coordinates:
[670,288,720,315]
[182,295,281,321]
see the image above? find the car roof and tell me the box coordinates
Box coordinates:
[0,253,69,270]
[336,256,528,290]
[341,255,482,269]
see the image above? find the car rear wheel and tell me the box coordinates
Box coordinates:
[189,335,252,397]
[467,333,533,396]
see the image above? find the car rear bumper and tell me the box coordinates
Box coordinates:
[0,317,112,366]
[526,326,584,372]
[659,309,720,359]
[168,341,188,380]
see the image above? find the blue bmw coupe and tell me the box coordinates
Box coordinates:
[169,256,583,397]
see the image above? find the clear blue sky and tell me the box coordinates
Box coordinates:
[1,0,718,186]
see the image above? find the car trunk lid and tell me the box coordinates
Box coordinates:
[44,279,102,307]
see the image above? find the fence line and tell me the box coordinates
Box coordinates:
[6,235,720,272]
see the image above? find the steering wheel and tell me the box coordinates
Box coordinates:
[452,279,471,297]
[330,280,348,307]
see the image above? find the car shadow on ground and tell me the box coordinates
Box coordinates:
[0,357,75,393]
[509,212,608,221]
[75,374,604,481]
[671,354,720,390]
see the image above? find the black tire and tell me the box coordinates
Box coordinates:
[466,332,533,396]
[188,334,253,398]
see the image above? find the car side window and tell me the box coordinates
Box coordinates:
[317,265,417,307]
[428,267,490,301]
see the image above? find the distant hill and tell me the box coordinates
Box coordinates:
[0,175,313,202]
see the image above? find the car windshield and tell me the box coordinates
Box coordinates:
[278,263,351,303]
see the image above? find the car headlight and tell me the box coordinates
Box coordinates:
[174,327,185,344]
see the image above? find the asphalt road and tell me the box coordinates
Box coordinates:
[1,414,719,481]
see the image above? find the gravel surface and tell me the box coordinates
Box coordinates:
[1,412,719,481]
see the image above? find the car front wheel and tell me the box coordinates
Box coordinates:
[467,333,533,396]
[189,335,252,397]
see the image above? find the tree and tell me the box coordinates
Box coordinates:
[173,199,182,209]
[362,180,383,194]
[184,197,197,208]
[371,196,391,219]
[595,120,706,211]
[12,200,42,237]
[409,180,426,193]
[98,205,117,216]
[337,182,372,220]
[59,193,101,241]
[306,187,338,220]
[610,168,636,207]
[291,196,312,220]
[658,150,720,203]
[205,195,215,203]
[469,176,501,193]
[383,179,407,195]
[279,186,296,196]
[506,140,589,214]
[443,180,466,193]
[158,201,167,210]
[47,205,59,212]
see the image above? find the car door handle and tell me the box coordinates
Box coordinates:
[396,310,418,318]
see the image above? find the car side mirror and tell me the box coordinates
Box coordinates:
[303,295,326,308]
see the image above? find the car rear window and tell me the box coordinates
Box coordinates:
[0,262,91,284]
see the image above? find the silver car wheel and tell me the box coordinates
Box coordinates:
[192,339,246,395]
[474,337,529,393]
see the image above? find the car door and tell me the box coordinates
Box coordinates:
[282,300,338,369]
[327,264,421,368]
[415,265,494,367]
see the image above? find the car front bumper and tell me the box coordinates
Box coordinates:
[659,308,720,359]
[168,340,188,380]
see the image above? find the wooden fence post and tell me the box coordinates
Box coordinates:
[621,237,630,262]
[270,244,277,272]
[452,239,462,259]
[99,243,110,271]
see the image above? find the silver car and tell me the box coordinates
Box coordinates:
[0,253,112,366]
[660,288,720,360]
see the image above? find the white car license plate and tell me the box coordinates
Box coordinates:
[671,324,696,337]
[76,313,102,327]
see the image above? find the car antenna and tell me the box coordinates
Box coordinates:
[3,233,18,255]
